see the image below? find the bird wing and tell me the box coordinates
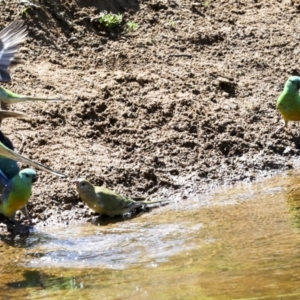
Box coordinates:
[0,20,27,82]
[95,186,140,213]
[0,169,11,202]
[0,129,14,150]
[0,130,19,179]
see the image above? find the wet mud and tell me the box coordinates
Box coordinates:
[0,0,300,225]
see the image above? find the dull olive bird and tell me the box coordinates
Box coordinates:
[74,178,167,217]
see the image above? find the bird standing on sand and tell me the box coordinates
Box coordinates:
[0,168,37,222]
[277,76,300,131]
[74,178,166,217]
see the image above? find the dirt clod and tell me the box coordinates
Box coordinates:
[0,0,299,225]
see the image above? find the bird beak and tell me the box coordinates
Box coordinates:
[32,175,38,183]
[73,180,79,188]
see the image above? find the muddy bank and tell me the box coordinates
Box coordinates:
[0,0,300,225]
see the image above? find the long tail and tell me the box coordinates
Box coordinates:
[0,87,70,104]
[0,142,66,177]
[2,96,69,104]
[0,110,28,120]
[140,199,169,205]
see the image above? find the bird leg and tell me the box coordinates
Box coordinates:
[0,101,8,111]
[20,206,32,224]
[275,120,288,133]
[16,130,26,153]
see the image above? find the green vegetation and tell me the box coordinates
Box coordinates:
[99,13,123,29]
[169,19,175,28]
[126,21,139,32]
[203,0,211,7]
[21,7,30,17]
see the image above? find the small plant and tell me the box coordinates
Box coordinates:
[126,21,139,31]
[203,0,211,7]
[99,13,123,29]
[21,7,30,17]
[169,19,175,28]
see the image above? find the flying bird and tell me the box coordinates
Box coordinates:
[0,19,27,83]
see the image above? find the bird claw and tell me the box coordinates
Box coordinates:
[275,126,286,134]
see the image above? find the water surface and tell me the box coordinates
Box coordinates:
[2,171,300,299]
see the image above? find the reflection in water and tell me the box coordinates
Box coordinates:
[6,270,81,290]
[286,185,300,230]
[3,171,300,298]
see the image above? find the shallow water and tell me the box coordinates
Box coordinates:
[2,171,300,299]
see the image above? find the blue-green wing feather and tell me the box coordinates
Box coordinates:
[0,169,11,202]
[0,130,19,179]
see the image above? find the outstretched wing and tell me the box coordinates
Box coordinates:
[0,20,27,82]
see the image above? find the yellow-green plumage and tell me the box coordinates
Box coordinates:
[277,76,300,129]
[74,178,166,217]
[0,168,37,220]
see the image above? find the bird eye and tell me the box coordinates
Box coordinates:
[25,174,29,178]
[81,182,86,187]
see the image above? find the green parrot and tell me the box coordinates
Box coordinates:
[0,168,37,221]
[0,19,27,83]
[277,76,300,131]
[74,178,166,217]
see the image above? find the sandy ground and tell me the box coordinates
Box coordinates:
[1,0,300,229]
